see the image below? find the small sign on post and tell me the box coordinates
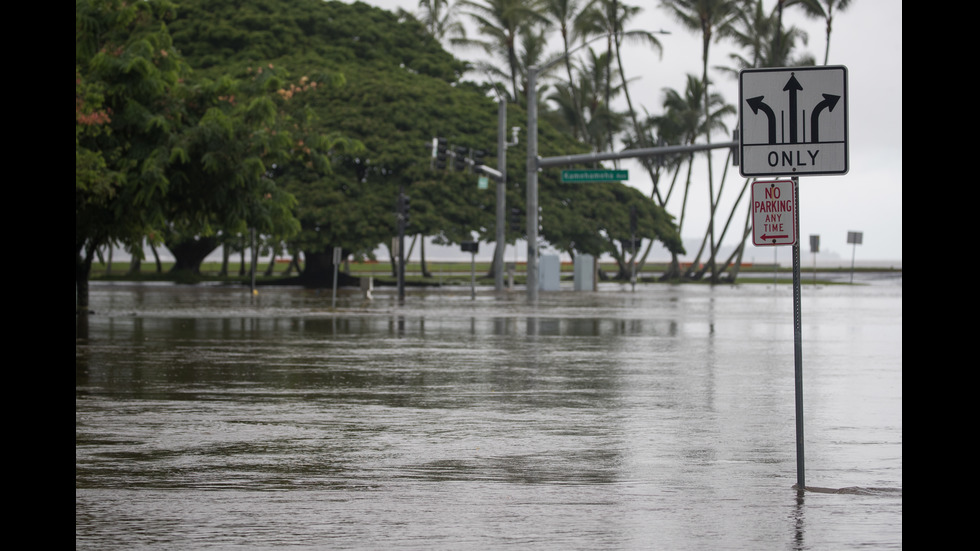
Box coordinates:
[752,179,797,246]
[847,231,863,283]
[461,242,479,299]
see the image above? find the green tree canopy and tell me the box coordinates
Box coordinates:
[136,0,681,283]
[76,0,191,305]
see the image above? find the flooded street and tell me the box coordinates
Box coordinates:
[76,277,902,549]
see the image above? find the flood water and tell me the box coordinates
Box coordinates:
[76,275,902,550]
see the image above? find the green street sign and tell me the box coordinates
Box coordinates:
[561,169,628,182]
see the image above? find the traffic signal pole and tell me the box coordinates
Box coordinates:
[526,67,540,303]
[495,100,507,292]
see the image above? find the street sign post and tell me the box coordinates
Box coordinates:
[739,66,851,493]
[752,179,797,246]
[561,169,628,183]
[739,66,848,177]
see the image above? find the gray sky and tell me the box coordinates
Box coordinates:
[348,0,902,263]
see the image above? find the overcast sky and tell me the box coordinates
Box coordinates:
[347,0,902,263]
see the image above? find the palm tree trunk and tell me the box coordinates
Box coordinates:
[703,149,736,282]
[722,205,754,282]
[707,171,752,281]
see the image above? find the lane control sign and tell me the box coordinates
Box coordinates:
[752,179,796,246]
[739,66,848,177]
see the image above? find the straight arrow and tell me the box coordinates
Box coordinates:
[783,74,803,144]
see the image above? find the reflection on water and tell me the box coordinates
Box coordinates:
[77,280,901,550]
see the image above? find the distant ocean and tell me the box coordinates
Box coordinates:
[108,237,900,270]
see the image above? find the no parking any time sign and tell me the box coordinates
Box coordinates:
[752,180,796,246]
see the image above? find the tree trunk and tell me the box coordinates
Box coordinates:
[264,242,280,277]
[705,170,749,282]
[219,242,229,276]
[127,240,142,275]
[719,203,754,283]
[284,255,300,276]
[420,238,432,278]
[703,151,738,283]
[168,236,220,275]
[387,244,398,278]
[660,252,682,281]
[271,248,359,288]
[238,235,246,276]
[150,242,163,273]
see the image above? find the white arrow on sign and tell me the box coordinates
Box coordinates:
[752,180,797,246]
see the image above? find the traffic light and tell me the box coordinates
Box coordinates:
[472,149,486,169]
[398,192,410,226]
[509,207,522,232]
[433,137,448,170]
[454,146,468,171]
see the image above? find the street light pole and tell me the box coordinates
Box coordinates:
[526,66,540,303]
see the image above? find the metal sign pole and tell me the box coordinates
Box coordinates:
[791,176,805,491]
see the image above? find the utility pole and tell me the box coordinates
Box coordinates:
[495,100,506,292]
[494,101,519,292]
[526,67,541,303]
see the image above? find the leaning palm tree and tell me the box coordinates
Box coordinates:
[710,0,817,282]
[623,111,687,276]
[539,0,601,140]
[792,0,853,65]
[726,1,814,69]
[457,0,551,102]
[658,77,734,280]
[516,22,556,99]
[613,1,667,160]
[414,0,468,48]
[646,74,710,279]
[548,47,627,153]
[717,0,776,71]
[661,0,745,280]
[573,1,665,156]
